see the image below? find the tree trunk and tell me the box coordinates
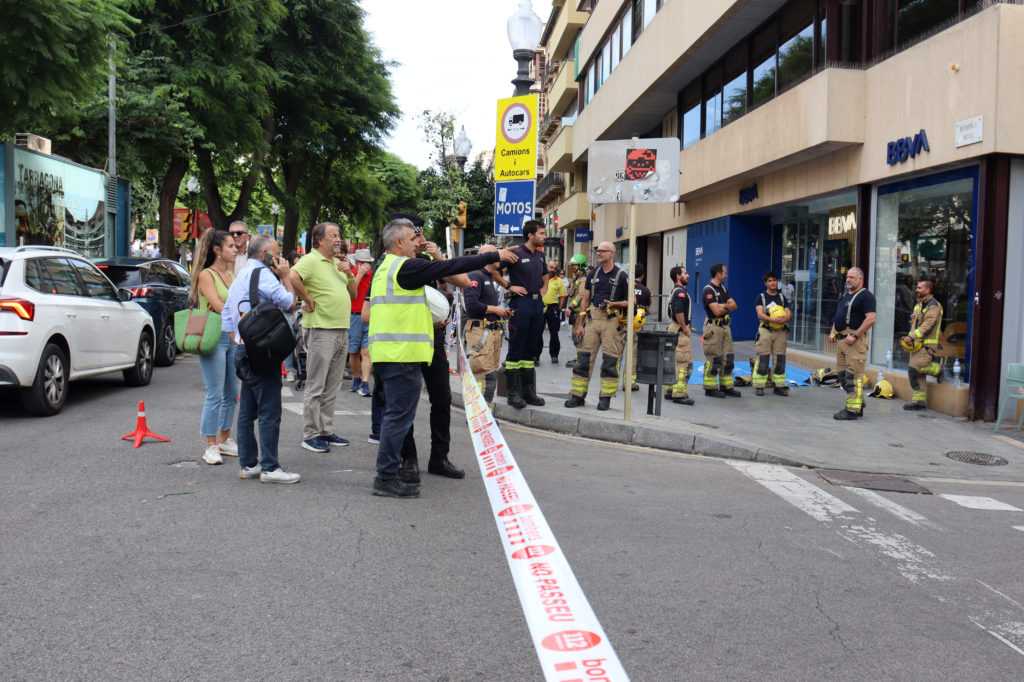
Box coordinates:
[158,157,188,260]
[196,150,261,231]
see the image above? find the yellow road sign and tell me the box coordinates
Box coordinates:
[494,95,538,181]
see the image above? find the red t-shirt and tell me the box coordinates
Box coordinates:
[350,269,372,313]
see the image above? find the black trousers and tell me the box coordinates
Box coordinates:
[543,304,561,360]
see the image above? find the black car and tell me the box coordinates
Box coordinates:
[92,258,191,366]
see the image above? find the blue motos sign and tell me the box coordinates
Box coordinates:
[886,129,930,165]
[494,180,535,236]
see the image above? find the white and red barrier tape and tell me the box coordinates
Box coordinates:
[453,301,629,681]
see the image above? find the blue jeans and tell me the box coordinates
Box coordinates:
[374,362,423,480]
[235,345,283,472]
[198,332,238,436]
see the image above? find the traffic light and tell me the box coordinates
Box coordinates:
[181,209,196,241]
[451,201,467,243]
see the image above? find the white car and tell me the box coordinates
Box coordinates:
[0,246,156,415]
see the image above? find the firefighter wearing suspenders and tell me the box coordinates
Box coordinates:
[753,270,793,396]
[701,263,741,398]
[564,242,629,411]
[902,279,944,411]
[829,267,877,420]
[665,265,695,405]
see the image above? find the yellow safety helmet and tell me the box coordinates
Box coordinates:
[871,379,895,399]
[765,302,786,330]
[900,336,923,353]
[633,307,647,332]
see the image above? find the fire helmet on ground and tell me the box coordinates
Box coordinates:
[871,379,895,399]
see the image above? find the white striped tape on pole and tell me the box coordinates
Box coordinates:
[454,302,629,681]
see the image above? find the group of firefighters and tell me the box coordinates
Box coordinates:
[461,220,948,421]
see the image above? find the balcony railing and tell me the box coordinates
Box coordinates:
[536,172,567,207]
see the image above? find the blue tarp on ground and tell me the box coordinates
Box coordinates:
[688,362,813,386]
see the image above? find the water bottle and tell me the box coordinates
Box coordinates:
[953,359,961,388]
[877,369,884,387]
[885,347,893,370]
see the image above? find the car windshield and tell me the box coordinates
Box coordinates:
[97,266,143,287]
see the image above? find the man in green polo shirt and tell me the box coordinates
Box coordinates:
[289,222,358,452]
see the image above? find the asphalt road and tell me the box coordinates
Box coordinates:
[2,355,1024,680]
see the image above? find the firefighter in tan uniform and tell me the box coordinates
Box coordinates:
[462,245,512,410]
[701,263,741,398]
[829,267,877,420]
[563,254,590,368]
[564,242,629,412]
[665,265,695,405]
[752,270,793,397]
[902,279,944,411]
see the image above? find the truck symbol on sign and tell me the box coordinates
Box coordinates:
[510,113,524,125]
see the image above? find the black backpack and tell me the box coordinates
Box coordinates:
[236,268,296,376]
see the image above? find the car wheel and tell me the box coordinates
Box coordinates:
[123,331,154,386]
[21,343,69,416]
[155,317,177,367]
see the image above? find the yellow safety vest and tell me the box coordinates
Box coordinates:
[368,253,434,364]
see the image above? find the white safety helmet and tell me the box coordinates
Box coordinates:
[425,286,451,324]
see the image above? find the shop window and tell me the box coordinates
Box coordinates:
[703,68,723,136]
[873,169,976,380]
[681,81,701,149]
[722,46,747,126]
[751,25,777,109]
[897,0,959,49]
[778,0,815,93]
[612,26,621,69]
[622,7,633,55]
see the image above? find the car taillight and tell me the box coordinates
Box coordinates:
[130,287,151,297]
[0,298,35,321]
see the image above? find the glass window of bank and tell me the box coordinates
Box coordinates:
[872,168,976,381]
[776,190,858,352]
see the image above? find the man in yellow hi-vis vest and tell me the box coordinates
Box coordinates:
[903,279,944,411]
[364,218,518,498]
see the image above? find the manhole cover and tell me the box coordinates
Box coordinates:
[945,451,1008,466]
[818,470,931,494]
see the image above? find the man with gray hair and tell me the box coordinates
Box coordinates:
[363,218,518,498]
[222,233,301,483]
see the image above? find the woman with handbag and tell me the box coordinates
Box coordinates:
[187,229,239,465]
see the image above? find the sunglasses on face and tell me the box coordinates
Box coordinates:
[231,231,247,236]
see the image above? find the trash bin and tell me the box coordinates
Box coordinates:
[636,330,678,416]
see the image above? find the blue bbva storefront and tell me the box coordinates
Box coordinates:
[1,142,132,257]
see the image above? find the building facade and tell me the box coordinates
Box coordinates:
[536,0,1024,420]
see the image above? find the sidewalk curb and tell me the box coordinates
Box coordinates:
[451,391,809,469]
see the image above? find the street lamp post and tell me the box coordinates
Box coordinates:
[185,176,200,266]
[507,0,543,97]
[270,203,281,243]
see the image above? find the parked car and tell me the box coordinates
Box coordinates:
[0,246,156,415]
[92,257,191,367]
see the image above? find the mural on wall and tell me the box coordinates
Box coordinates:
[13,148,106,257]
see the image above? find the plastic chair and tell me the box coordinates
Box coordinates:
[994,363,1024,433]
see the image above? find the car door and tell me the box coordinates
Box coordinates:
[68,258,137,367]
[30,257,102,370]
[145,261,187,325]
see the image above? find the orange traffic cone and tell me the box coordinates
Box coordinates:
[121,400,170,448]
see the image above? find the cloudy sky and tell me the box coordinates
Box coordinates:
[362,0,536,171]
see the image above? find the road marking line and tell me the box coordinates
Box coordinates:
[727,461,858,523]
[918,477,1024,488]
[972,620,1024,658]
[939,494,1023,512]
[839,524,953,583]
[845,487,937,528]
[976,580,1024,610]
[992,434,1024,449]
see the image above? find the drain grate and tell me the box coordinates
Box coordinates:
[945,451,1008,466]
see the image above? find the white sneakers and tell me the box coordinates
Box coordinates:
[238,465,261,479]
[259,468,301,484]
[218,438,238,456]
[203,443,223,465]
